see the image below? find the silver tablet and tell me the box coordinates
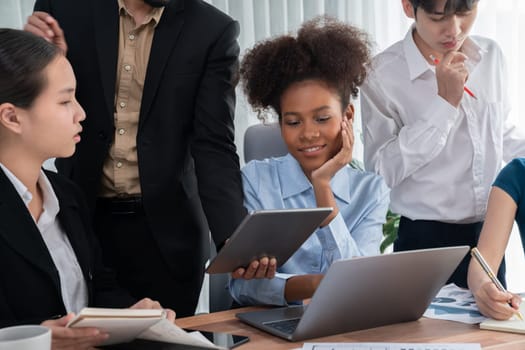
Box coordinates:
[206,208,332,274]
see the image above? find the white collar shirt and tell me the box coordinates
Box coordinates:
[361,28,525,223]
[0,164,88,313]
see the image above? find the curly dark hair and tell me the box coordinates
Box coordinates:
[240,16,371,118]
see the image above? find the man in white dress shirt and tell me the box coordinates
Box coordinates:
[361,0,525,288]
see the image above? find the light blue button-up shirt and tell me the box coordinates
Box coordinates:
[229,154,390,306]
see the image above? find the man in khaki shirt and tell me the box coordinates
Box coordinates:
[26,0,276,317]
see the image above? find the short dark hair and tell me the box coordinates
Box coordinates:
[409,0,479,15]
[0,28,60,108]
[240,16,371,118]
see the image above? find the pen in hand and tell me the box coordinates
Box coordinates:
[429,54,477,100]
[471,247,523,320]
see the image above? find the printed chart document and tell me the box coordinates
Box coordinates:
[423,284,486,324]
[479,303,525,334]
[67,307,224,348]
[301,343,481,350]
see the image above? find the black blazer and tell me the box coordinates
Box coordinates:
[0,169,134,328]
[33,0,247,284]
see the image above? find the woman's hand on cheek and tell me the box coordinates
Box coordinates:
[311,118,354,183]
[310,118,352,227]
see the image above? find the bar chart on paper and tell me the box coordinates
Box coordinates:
[301,343,481,350]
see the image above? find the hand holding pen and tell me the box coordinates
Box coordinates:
[471,247,523,321]
[430,52,476,107]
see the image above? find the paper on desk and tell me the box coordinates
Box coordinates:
[138,318,225,349]
[423,284,486,324]
[301,342,481,350]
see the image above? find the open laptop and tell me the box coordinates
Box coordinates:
[206,208,333,274]
[236,245,469,341]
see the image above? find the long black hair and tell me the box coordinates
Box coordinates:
[0,28,60,108]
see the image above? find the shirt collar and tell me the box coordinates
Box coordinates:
[276,154,351,204]
[0,163,60,218]
[402,25,485,81]
[0,163,32,205]
[118,0,164,27]
[38,169,60,219]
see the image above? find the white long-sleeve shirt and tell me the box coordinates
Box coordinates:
[361,28,525,223]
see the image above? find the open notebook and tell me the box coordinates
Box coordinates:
[67,307,224,348]
[479,303,525,334]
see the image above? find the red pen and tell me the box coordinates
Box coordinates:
[430,54,477,100]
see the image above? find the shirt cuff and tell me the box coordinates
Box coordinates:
[229,273,294,306]
[316,213,360,257]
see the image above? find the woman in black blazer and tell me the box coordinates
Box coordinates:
[0,29,174,349]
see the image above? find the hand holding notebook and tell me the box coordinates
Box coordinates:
[67,308,225,348]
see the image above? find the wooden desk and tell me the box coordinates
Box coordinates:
[176,307,525,350]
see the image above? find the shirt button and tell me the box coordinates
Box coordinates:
[128,34,135,41]
[118,128,125,135]
[116,161,123,168]
[124,64,131,71]
[119,101,126,108]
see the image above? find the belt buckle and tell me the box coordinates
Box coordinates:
[111,196,142,215]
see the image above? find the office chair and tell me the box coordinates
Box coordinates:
[243,122,288,163]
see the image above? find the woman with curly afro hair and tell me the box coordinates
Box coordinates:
[229,16,390,306]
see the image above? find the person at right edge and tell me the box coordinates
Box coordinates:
[361,0,525,288]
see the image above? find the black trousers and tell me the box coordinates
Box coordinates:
[94,198,202,317]
[394,216,506,289]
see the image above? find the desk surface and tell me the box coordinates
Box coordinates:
[175,307,525,350]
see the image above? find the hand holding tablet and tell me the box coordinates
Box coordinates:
[207,208,332,275]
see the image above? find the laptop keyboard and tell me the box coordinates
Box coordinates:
[263,318,301,334]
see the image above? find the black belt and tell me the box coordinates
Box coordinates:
[97,196,143,214]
